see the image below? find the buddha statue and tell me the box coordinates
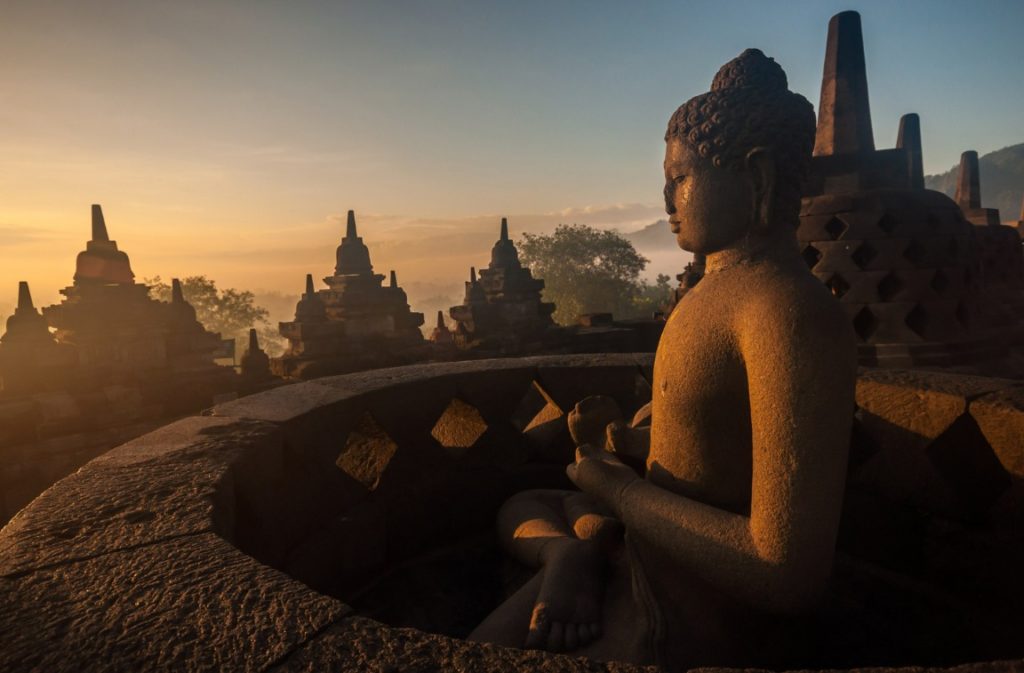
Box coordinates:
[470,49,857,668]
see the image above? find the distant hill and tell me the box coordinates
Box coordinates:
[624,219,674,251]
[925,143,1024,221]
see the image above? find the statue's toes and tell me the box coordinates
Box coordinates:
[576,623,593,646]
[547,621,565,652]
[525,605,550,650]
[563,622,579,651]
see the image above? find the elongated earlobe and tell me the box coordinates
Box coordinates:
[746,147,776,231]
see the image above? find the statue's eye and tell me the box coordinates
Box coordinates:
[673,175,686,184]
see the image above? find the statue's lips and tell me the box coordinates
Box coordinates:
[669,220,681,233]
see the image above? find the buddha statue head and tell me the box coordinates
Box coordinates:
[664,49,815,255]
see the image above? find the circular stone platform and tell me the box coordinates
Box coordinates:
[1,354,1022,672]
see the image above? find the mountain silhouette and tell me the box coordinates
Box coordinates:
[925,143,1024,220]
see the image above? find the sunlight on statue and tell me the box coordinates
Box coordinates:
[469,48,858,668]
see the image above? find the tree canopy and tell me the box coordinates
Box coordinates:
[519,224,672,324]
[146,276,280,355]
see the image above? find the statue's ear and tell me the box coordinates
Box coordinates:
[745,147,776,231]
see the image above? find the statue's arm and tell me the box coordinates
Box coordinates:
[571,296,857,613]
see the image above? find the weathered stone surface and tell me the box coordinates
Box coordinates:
[856,369,1013,449]
[0,533,347,672]
[284,501,387,597]
[432,398,490,457]
[0,416,281,577]
[970,386,1024,477]
[270,616,654,673]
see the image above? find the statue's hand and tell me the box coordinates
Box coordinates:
[568,396,624,449]
[606,422,650,463]
[567,444,640,517]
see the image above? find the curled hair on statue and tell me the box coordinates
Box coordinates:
[665,49,816,226]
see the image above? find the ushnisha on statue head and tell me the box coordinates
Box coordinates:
[663,49,815,255]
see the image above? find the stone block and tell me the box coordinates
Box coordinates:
[269,615,647,673]
[0,416,282,576]
[0,533,347,672]
[970,386,1024,477]
[284,501,387,597]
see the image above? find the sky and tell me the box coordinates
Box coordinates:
[2,0,1023,318]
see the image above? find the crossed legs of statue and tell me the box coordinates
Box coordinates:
[468,396,650,653]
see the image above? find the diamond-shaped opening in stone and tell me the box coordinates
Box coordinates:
[336,412,398,490]
[824,216,848,240]
[509,381,554,432]
[876,272,903,301]
[902,239,926,265]
[931,269,949,294]
[955,302,970,328]
[801,244,822,270]
[877,212,898,234]
[905,304,928,339]
[852,307,877,342]
[826,273,851,299]
[430,398,488,456]
[850,242,877,270]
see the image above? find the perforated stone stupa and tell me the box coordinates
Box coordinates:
[39,206,232,397]
[272,211,428,379]
[0,282,76,395]
[448,218,556,354]
[798,12,1008,368]
[954,152,1024,333]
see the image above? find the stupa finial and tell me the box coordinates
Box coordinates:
[17,281,34,311]
[248,328,260,352]
[91,204,110,242]
[896,113,924,190]
[171,278,185,304]
[305,273,315,296]
[955,151,981,210]
[436,310,445,328]
[389,270,397,288]
[814,11,874,156]
[471,267,477,283]
[346,210,357,239]
[500,217,509,242]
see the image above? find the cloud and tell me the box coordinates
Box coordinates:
[0,224,63,248]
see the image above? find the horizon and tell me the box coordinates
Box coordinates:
[3,0,1023,317]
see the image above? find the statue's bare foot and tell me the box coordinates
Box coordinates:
[525,538,605,652]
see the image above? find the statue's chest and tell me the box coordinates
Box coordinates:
[656,293,744,395]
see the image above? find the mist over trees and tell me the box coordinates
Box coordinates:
[146,276,283,356]
[519,224,672,325]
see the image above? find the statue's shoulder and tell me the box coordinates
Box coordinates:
[736,263,856,351]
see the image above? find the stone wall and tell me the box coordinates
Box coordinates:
[1,355,1022,672]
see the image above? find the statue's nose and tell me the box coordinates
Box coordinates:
[664,182,676,215]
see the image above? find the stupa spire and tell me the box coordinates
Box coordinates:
[956,151,981,210]
[471,267,477,283]
[346,210,357,239]
[91,204,109,242]
[896,113,924,190]
[248,328,260,352]
[500,217,509,242]
[305,273,315,296]
[389,270,397,288]
[436,310,445,329]
[17,281,34,311]
[814,11,874,156]
[171,278,185,304]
